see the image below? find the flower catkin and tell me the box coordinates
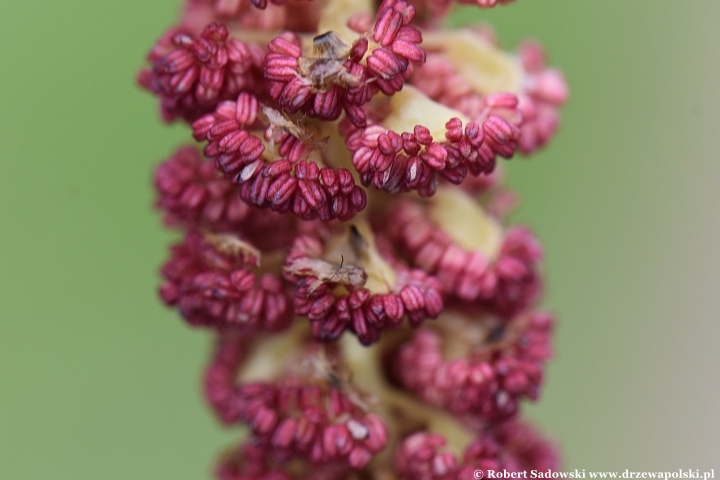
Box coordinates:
[140,0,568,475]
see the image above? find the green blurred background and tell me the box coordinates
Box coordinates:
[0,0,718,478]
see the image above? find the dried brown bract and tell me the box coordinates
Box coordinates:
[284,257,368,292]
[298,31,364,91]
[203,230,262,266]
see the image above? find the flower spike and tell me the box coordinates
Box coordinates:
[140,0,569,476]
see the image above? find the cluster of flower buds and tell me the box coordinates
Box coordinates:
[140,0,568,476]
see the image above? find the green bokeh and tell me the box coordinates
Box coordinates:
[0,1,718,478]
